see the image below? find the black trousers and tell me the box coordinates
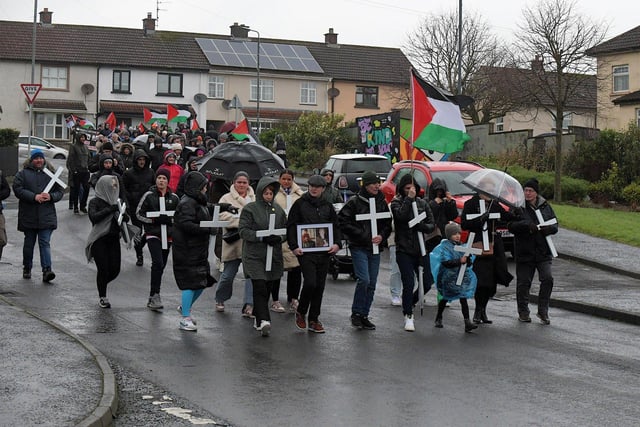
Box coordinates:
[252,279,278,325]
[70,171,90,210]
[91,234,121,298]
[298,254,330,322]
[147,238,170,296]
[286,266,302,303]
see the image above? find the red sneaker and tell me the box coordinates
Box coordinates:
[295,312,306,331]
[308,320,325,334]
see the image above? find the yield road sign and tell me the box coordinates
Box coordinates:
[21,84,42,104]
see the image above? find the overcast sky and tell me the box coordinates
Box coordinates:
[0,0,637,49]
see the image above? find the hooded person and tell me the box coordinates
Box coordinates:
[320,168,343,204]
[66,133,92,214]
[119,142,135,170]
[390,172,436,332]
[172,171,217,332]
[148,134,167,170]
[427,177,459,248]
[89,153,126,201]
[123,149,156,266]
[239,175,287,336]
[160,150,184,192]
[86,175,129,308]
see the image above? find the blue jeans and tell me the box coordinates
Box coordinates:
[215,258,253,305]
[396,251,430,316]
[23,228,53,271]
[389,245,402,299]
[351,247,381,317]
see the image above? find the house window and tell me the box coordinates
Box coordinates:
[562,112,573,130]
[41,66,68,89]
[157,73,183,96]
[35,113,67,139]
[300,82,317,105]
[113,70,130,93]
[250,79,274,102]
[495,117,504,132]
[355,86,378,108]
[636,109,640,127]
[208,75,225,98]
[613,65,629,92]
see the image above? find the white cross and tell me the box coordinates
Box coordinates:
[255,213,287,271]
[355,198,392,255]
[453,232,483,285]
[534,209,558,258]
[146,196,175,249]
[408,201,427,257]
[116,198,130,242]
[465,201,500,251]
[200,204,231,261]
[43,166,67,193]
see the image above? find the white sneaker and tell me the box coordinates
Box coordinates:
[404,314,415,332]
[255,320,271,336]
[391,296,402,306]
[179,317,197,332]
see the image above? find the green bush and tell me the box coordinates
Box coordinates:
[621,183,640,210]
[0,128,19,147]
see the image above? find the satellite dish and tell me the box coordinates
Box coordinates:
[194,93,207,104]
[327,87,340,99]
[221,99,232,110]
[81,83,95,95]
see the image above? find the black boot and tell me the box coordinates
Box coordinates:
[472,308,482,324]
[42,268,56,283]
[480,308,493,324]
[23,267,31,279]
[465,318,478,333]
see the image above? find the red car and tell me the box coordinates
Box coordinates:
[380,160,513,250]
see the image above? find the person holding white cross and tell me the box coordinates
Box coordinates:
[390,173,435,332]
[338,171,392,330]
[12,149,64,282]
[136,168,180,311]
[508,178,558,325]
[461,178,514,325]
[239,176,287,337]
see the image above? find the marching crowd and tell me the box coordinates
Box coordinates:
[1,128,559,337]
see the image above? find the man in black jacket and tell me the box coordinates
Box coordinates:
[287,175,342,333]
[508,178,558,325]
[123,149,155,266]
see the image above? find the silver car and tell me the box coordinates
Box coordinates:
[18,136,68,160]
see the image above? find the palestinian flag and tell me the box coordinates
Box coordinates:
[75,114,95,129]
[191,118,200,131]
[167,104,191,123]
[104,112,117,131]
[411,69,471,154]
[143,107,167,124]
[231,119,260,144]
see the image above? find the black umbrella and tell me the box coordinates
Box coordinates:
[196,141,285,181]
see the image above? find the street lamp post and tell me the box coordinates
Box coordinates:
[246,27,260,134]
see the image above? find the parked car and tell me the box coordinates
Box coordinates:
[18,136,68,160]
[322,154,392,200]
[380,160,513,252]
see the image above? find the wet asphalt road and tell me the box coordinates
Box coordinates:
[1,177,640,425]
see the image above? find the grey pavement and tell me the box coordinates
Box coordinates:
[0,223,638,426]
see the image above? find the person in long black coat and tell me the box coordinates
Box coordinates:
[123,149,155,266]
[172,171,216,332]
[461,192,514,324]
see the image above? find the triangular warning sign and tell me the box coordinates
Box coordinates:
[21,84,42,104]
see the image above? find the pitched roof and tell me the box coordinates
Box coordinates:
[612,89,640,105]
[586,25,640,56]
[0,20,412,86]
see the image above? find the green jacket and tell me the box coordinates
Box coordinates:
[239,176,287,281]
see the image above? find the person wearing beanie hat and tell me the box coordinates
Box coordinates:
[13,145,65,282]
[136,165,180,311]
[390,172,435,332]
[461,179,515,325]
[523,178,539,194]
[507,177,558,324]
[430,221,478,332]
[338,168,392,330]
[161,150,184,193]
[148,134,167,171]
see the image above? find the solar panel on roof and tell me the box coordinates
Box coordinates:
[195,37,324,73]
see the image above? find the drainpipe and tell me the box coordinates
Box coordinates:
[95,64,100,124]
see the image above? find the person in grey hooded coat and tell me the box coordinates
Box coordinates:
[239,176,287,336]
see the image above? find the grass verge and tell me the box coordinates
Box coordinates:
[553,203,640,247]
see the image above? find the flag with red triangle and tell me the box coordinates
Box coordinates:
[230,119,260,144]
[191,119,200,131]
[143,108,167,124]
[167,104,191,123]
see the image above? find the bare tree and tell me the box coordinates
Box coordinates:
[513,0,607,202]
[403,10,517,124]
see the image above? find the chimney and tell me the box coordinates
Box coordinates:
[531,55,544,73]
[143,12,156,35]
[230,22,250,39]
[39,8,53,26]
[325,28,338,45]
